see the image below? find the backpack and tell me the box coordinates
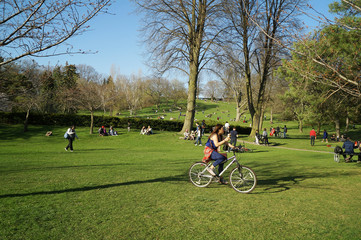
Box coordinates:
[64,132,68,139]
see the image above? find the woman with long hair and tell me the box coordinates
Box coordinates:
[203,124,235,184]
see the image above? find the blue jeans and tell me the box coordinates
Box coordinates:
[310,136,315,146]
[211,151,226,174]
[195,136,202,145]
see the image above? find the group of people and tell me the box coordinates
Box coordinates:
[182,121,207,145]
[254,128,270,146]
[310,129,351,146]
[98,126,118,136]
[270,126,287,138]
[140,125,153,135]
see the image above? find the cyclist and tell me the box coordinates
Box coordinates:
[203,124,236,184]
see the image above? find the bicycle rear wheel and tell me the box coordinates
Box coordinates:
[189,162,213,188]
[229,166,257,193]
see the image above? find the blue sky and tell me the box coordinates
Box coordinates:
[33,0,336,78]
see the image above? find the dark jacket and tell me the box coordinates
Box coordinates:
[342,140,356,154]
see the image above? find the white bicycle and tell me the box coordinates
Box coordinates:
[189,148,257,193]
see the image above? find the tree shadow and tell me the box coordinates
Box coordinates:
[0,174,188,199]
[247,161,359,194]
[0,124,50,141]
[0,162,136,175]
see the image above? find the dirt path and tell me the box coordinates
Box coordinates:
[240,141,334,154]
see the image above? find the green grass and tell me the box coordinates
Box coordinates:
[0,124,361,239]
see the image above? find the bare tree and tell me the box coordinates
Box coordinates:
[203,80,223,101]
[0,0,111,66]
[132,0,223,132]
[144,77,170,109]
[77,79,102,134]
[222,0,303,136]
[167,79,187,108]
[254,0,361,98]
[116,74,145,116]
[217,67,247,121]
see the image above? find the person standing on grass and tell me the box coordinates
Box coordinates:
[128,121,131,132]
[201,120,206,135]
[230,127,238,147]
[283,125,287,138]
[262,128,269,146]
[310,128,317,146]
[224,121,230,135]
[194,122,202,146]
[322,129,328,143]
[65,125,79,152]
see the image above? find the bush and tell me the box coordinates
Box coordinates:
[0,112,251,134]
[0,112,184,131]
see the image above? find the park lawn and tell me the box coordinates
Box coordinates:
[0,124,360,240]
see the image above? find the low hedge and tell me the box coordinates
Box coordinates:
[0,112,251,134]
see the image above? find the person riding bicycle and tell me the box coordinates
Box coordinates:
[202,124,236,184]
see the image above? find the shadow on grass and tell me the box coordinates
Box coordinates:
[0,174,188,199]
[249,161,360,194]
[0,124,50,141]
[0,162,136,175]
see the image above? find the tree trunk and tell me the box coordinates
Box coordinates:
[345,115,349,132]
[23,109,30,132]
[90,110,94,134]
[317,122,321,136]
[259,109,264,130]
[270,108,273,123]
[181,63,198,133]
[235,91,242,122]
[299,119,303,133]
[236,107,242,122]
[335,119,340,138]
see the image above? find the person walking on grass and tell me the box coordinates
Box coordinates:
[310,128,316,146]
[65,125,79,152]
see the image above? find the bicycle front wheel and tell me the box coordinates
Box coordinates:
[189,162,213,188]
[229,166,257,193]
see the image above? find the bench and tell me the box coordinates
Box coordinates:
[334,152,361,163]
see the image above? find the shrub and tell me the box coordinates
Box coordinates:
[0,112,251,134]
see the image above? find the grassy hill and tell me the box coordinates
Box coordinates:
[1,100,361,239]
[0,122,360,239]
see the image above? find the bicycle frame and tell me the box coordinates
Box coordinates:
[204,152,240,177]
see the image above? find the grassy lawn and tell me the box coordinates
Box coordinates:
[0,124,361,239]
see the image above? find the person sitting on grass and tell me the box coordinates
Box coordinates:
[202,124,236,185]
[330,134,336,141]
[183,129,190,140]
[98,126,108,136]
[342,137,357,163]
[140,126,147,135]
[146,125,153,135]
[109,126,118,136]
[189,130,195,141]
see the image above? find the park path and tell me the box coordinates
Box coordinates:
[240,140,334,155]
